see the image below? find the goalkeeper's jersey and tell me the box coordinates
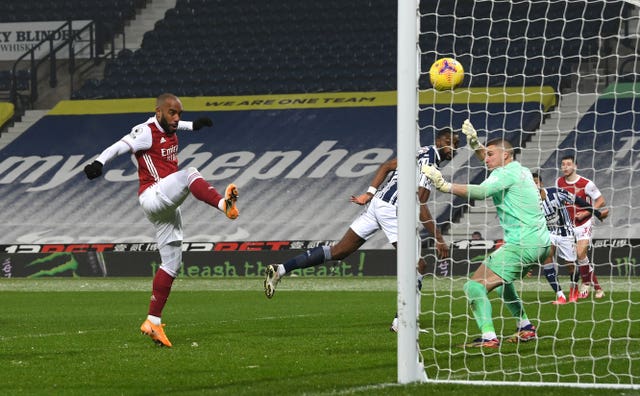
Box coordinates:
[479,161,550,248]
[376,145,438,205]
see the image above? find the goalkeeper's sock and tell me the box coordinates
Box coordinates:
[495,283,528,321]
[282,246,331,273]
[463,280,495,335]
[543,263,561,292]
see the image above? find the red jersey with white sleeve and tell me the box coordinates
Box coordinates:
[96,116,194,195]
[556,175,602,227]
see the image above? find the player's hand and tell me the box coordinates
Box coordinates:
[193,117,213,130]
[350,193,372,206]
[436,240,449,259]
[84,160,103,180]
[461,119,480,150]
[421,165,451,193]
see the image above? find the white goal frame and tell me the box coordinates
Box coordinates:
[396,0,640,389]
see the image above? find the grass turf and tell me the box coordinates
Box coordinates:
[0,277,638,395]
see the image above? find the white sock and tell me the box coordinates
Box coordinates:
[518,319,531,329]
[147,315,161,325]
[277,265,286,277]
[482,331,498,340]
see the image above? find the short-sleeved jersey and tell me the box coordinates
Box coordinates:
[540,187,576,237]
[556,175,602,227]
[376,145,439,206]
[479,161,550,247]
[121,117,179,195]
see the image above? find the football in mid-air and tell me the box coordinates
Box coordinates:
[429,58,464,90]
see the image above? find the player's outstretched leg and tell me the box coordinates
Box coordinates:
[264,264,282,298]
[222,184,239,219]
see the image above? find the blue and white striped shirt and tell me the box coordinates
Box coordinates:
[540,187,575,237]
[376,145,439,206]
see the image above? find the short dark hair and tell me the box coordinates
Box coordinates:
[436,127,453,139]
[561,154,576,164]
[531,172,540,182]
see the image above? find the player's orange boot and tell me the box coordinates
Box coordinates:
[222,184,239,219]
[140,319,172,347]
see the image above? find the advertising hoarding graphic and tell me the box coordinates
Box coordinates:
[1,239,637,278]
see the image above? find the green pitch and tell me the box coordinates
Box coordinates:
[0,277,638,396]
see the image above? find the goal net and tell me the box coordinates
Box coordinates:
[397,0,640,389]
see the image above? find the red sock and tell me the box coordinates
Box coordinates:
[148,268,175,317]
[590,272,602,290]
[188,177,222,207]
[579,264,591,284]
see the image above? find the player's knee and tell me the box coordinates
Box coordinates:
[159,241,183,277]
[463,280,486,299]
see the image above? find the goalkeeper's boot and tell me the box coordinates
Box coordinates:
[222,184,239,219]
[568,287,579,303]
[578,283,590,299]
[140,319,172,347]
[506,324,537,343]
[264,264,281,299]
[463,337,500,349]
[594,288,605,299]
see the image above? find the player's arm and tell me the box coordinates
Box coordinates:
[461,119,486,161]
[350,158,396,205]
[418,186,449,259]
[84,125,150,180]
[573,195,607,221]
[178,117,213,131]
[576,181,608,220]
[421,165,510,200]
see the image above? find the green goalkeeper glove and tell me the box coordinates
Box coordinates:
[421,164,451,193]
[462,119,480,150]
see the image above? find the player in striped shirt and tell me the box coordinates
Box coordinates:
[532,173,606,304]
[264,128,459,330]
[84,93,239,347]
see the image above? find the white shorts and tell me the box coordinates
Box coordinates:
[138,169,191,247]
[349,197,397,244]
[573,219,593,242]
[550,233,576,262]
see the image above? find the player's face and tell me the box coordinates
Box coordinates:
[437,134,459,161]
[156,98,183,134]
[533,176,541,189]
[484,144,507,170]
[561,159,576,177]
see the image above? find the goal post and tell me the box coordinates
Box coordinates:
[396,0,425,384]
[398,0,640,389]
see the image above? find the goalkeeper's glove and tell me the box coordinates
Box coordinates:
[193,117,213,130]
[462,119,480,150]
[84,160,103,180]
[421,164,452,193]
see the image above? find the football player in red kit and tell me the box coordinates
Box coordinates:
[557,155,609,300]
[84,93,239,347]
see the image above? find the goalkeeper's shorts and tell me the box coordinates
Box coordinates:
[485,243,550,283]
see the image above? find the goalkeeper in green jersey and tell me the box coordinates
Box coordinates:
[422,119,551,348]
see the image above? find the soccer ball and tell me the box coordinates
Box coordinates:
[429,58,464,90]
